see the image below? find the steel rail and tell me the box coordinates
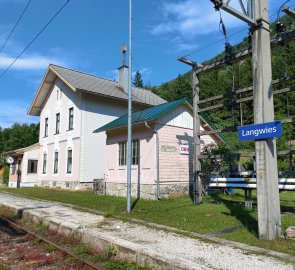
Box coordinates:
[0,216,104,270]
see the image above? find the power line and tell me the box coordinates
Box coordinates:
[277,0,291,21]
[0,0,32,54]
[0,0,71,79]
[181,0,295,59]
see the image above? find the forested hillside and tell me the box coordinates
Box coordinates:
[0,123,39,165]
[150,15,295,151]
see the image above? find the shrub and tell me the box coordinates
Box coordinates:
[3,165,9,185]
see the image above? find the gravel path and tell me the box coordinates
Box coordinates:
[0,192,294,270]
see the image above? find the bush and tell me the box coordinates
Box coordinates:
[3,165,9,185]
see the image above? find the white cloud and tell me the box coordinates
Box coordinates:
[151,0,243,37]
[0,54,67,70]
[173,42,199,53]
[0,100,38,128]
[106,67,153,83]
[136,68,153,79]
[106,69,118,81]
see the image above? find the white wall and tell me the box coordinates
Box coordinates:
[80,94,129,182]
[22,148,39,185]
[158,104,193,129]
[38,78,82,184]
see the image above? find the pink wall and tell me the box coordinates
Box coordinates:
[39,139,80,183]
[9,155,23,184]
[105,125,156,184]
[105,123,193,185]
[157,125,193,183]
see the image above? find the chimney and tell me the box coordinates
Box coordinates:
[118,65,129,93]
[118,43,129,93]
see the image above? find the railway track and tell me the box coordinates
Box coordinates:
[0,216,105,270]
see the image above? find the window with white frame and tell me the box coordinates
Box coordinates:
[67,149,72,174]
[55,113,60,134]
[119,140,139,166]
[132,139,139,165]
[119,141,127,166]
[53,151,59,174]
[68,108,74,130]
[44,118,49,137]
[42,153,47,174]
[27,160,38,173]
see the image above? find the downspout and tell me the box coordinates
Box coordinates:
[144,121,161,200]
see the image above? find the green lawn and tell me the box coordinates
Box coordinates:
[1,187,295,256]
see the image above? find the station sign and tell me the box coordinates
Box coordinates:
[238,121,282,141]
[180,144,189,155]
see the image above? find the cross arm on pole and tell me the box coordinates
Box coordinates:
[210,0,256,25]
[282,6,295,19]
[177,57,203,68]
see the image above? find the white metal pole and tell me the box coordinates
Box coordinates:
[127,0,132,213]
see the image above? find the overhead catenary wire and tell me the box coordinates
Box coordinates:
[277,0,292,21]
[0,0,71,80]
[181,1,295,59]
[0,0,32,54]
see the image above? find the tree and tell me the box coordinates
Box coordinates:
[0,123,40,161]
[133,70,143,88]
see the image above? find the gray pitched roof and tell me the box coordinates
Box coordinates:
[51,64,166,105]
[28,64,166,116]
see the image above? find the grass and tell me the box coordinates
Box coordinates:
[1,187,295,257]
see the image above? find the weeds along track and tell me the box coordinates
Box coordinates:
[0,215,104,270]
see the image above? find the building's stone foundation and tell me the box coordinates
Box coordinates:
[101,181,193,200]
[38,180,192,200]
[39,180,93,191]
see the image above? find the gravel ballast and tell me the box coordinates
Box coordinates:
[0,192,293,270]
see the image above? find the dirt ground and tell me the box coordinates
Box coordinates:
[0,219,90,270]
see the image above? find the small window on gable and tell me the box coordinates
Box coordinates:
[68,107,74,130]
[57,89,59,100]
[44,118,49,137]
[55,113,60,134]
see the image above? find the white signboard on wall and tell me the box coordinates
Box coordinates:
[180,144,189,155]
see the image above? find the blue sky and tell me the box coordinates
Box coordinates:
[0,0,290,128]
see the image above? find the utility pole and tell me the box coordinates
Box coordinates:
[192,66,202,204]
[178,58,203,204]
[252,0,281,240]
[127,0,132,213]
[210,0,281,240]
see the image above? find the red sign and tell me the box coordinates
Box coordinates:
[180,144,189,155]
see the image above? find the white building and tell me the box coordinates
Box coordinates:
[28,64,165,189]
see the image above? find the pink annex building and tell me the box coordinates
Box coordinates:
[5,64,165,189]
[95,98,223,199]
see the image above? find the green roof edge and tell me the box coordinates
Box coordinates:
[94,98,188,133]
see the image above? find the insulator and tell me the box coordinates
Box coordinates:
[276,21,285,35]
[225,42,233,56]
[210,0,223,11]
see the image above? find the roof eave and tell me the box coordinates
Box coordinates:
[28,66,77,116]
